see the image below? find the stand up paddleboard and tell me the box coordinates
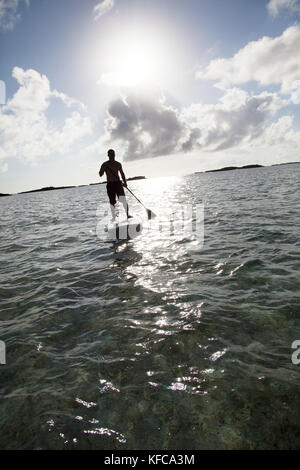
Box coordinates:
[105,218,143,241]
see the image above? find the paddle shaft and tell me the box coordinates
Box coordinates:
[104,167,154,217]
[124,185,147,209]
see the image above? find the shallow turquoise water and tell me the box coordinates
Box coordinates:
[0,164,300,449]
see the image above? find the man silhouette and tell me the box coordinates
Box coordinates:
[99,149,132,221]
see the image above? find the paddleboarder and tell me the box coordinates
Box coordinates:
[99,149,133,221]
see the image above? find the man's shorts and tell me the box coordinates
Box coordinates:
[106,181,125,206]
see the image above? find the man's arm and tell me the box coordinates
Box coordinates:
[99,163,105,178]
[119,164,127,187]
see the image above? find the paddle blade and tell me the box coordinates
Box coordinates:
[147,209,156,220]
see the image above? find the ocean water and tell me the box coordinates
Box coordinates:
[0,164,300,450]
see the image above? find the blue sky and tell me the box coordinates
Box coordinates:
[1,0,300,193]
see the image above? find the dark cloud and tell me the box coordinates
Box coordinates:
[104,88,199,161]
[102,87,288,160]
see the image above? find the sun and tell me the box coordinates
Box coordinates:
[114,46,153,87]
[100,31,166,88]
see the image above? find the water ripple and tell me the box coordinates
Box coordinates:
[1,167,300,449]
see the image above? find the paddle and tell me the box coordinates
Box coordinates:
[123,185,156,220]
[104,168,156,220]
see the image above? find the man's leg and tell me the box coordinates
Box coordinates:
[119,195,132,219]
[110,203,116,221]
[107,184,117,221]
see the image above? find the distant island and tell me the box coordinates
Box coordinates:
[15,176,147,195]
[19,185,77,195]
[195,162,300,174]
[0,193,11,197]
[198,164,264,174]
[127,176,146,181]
[271,162,300,167]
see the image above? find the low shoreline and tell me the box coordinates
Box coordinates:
[0,176,147,197]
[1,162,299,197]
[195,161,300,175]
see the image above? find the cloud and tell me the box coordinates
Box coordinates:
[267,0,300,16]
[89,85,290,161]
[96,87,200,161]
[0,0,29,31]
[0,67,91,164]
[260,115,294,145]
[0,80,6,104]
[94,0,114,21]
[291,79,300,103]
[182,88,289,152]
[196,25,300,95]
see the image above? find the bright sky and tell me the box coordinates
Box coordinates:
[1,0,300,193]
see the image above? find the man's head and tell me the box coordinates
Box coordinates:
[108,149,115,160]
